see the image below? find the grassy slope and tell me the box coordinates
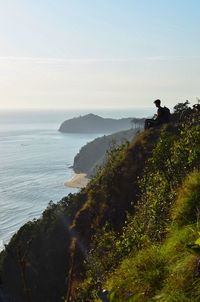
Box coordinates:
[105,172,200,302]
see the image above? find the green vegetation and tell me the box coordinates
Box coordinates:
[76,107,200,301]
[104,172,200,302]
[0,103,199,301]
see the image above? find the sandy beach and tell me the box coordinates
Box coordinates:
[64,173,90,188]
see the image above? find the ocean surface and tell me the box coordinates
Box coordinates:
[0,108,153,251]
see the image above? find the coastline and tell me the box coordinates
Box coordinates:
[64,173,90,188]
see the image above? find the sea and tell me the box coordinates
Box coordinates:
[0,108,153,251]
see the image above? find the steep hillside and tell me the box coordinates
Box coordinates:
[0,104,199,302]
[78,109,200,301]
[104,171,200,302]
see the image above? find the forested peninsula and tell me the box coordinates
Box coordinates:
[73,128,140,176]
[0,102,200,302]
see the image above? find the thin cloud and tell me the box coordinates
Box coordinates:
[145,56,200,61]
[0,56,138,64]
[0,56,199,64]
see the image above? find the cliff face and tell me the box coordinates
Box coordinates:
[0,108,199,302]
[59,113,144,133]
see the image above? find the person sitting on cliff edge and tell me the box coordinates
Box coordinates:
[144,99,170,130]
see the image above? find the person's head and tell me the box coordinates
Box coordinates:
[154,99,161,108]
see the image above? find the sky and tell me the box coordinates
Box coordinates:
[0,0,200,110]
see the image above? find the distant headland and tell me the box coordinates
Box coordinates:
[59,113,145,133]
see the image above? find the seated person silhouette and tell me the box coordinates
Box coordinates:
[145,99,170,129]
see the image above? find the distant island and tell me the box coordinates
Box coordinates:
[59,113,145,133]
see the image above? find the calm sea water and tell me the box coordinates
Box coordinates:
[0,108,153,251]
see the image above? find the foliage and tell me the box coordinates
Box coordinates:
[104,171,200,302]
[187,237,200,257]
[134,119,200,242]
[173,100,190,114]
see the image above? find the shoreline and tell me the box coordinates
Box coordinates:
[64,173,90,189]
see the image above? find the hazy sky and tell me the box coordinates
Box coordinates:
[0,0,200,110]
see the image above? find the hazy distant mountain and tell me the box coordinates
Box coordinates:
[59,113,142,133]
[73,128,140,176]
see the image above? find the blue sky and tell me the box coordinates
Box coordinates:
[0,0,200,109]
